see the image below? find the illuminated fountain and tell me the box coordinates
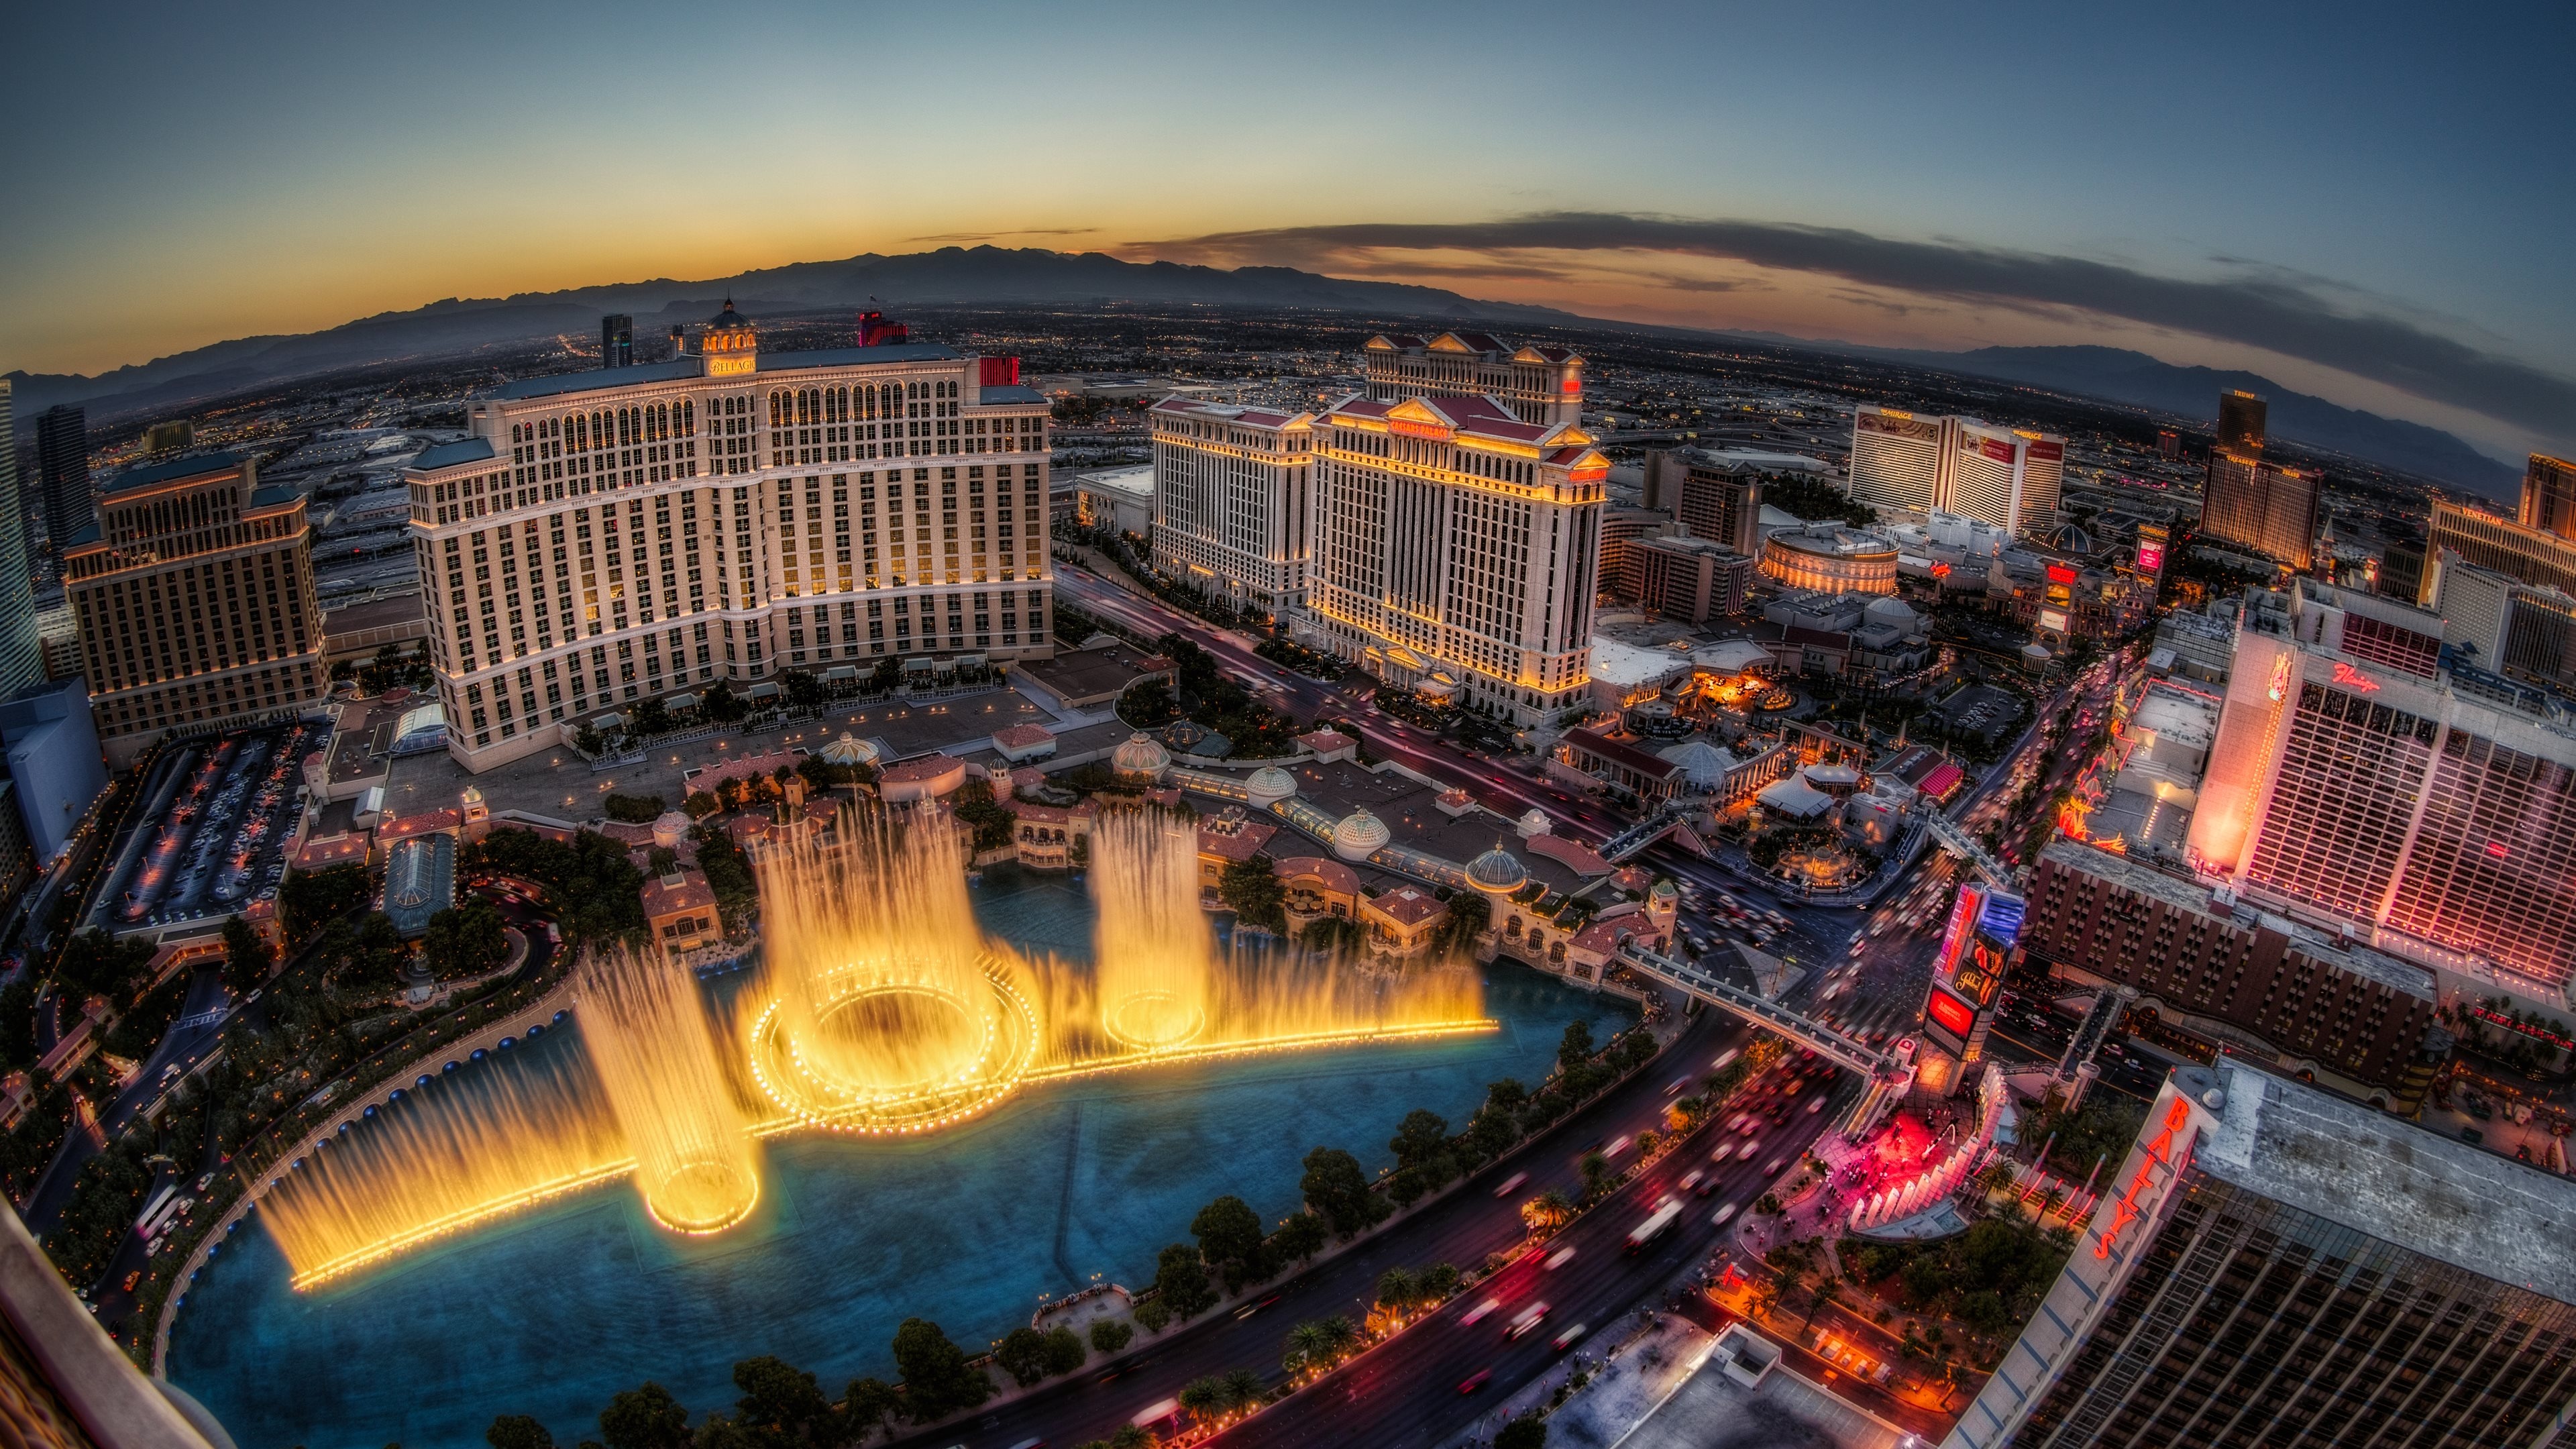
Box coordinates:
[1090,810,1212,1051]
[258,800,1494,1290]
[260,1052,629,1290]
[578,948,760,1234]
[744,809,1040,1134]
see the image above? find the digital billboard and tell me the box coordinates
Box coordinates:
[1924,882,2025,1061]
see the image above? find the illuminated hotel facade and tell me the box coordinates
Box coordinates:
[1948,1061,2576,1449]
[1146,397,1317,619]
[2186,580,2576,989]
[402,304,1053,772]
[1845,406,2063,540]
[2202,449,2322,571]
[1299,392,1607,727]
[2423,498,2576,606]
[67,452,329,767]
[1361,332,1583,429]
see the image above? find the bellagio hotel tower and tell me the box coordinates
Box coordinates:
[402,303,1053,771]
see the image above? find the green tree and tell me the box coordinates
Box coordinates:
[606,792,668,824]
[731,1356,833,1447]
[1578,1151,1613,1201]
[839,1378,898,1440]
[1042,1325,1087,1376]
[0,983,34,1071]
[1153,1241,1219,1320]
[1299,1146,1385,1238]
[1495,1415,1547,1449]
[597,1383,691,1449]
[1299,916,1362,953]
[486,1414,555,1449]
[1375,1266,1417,1310]
[995,1327,1054,1387]
[782,669,825,712]
[1387,1110,1450,1171]
[54,928,155,1003]
[1218,855,1286,931]
[1284,1320,1333,1373]
[219,916,272,996]
[1556,1019,1596,1075]
[423,900,510,979]
[1089,1318,1135,1356]
[1191,1194,1268,1289]
[1133,1297,1174,1333]
[1179,1375,1226,1424]
[948,780,1018,854]
[1221,1368,1263,1409]
[278,861,373,943]
[1434,892,1491,955]
[1269,1211,1328,1265]
[890,1318,990,1420]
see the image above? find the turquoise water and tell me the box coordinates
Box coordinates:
[166,871,1633,1449]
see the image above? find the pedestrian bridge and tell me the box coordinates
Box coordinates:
[1915,807,2020,886]
[1616,943,1915,1135]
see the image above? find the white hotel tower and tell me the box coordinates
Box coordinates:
[1300,392,1608,727]
[403,303,1053,771]
[1148,397,1318,619]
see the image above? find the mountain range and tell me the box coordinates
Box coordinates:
[2,245,2520,501]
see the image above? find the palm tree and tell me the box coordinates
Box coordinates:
[1579,1151,1613,1201]
[1179,1375,1227,1423]
[1283,1320,1332,1373]
[1521,1188,1574,1231]
[1320,1314,1360,1354]
[1222,1368,1265,1409]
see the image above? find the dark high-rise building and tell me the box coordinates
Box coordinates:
[1949,1060,2576,1449]
[34,403,93,549]
[0,384,33,697]
[2522,453,2576,541]
[2202,450,2321,570]
[2155,428,2180,461]
[2378,533,2426,604]
[602,314,633,368]
[1643,446,1765,555]
[2216,388,2266,454]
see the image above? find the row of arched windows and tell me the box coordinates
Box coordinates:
[767,378,958,429]
[509,400,697,451]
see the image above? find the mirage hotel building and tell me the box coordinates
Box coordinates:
[404,305,1053,771]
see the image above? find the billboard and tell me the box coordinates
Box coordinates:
[2038,607,2071,633]
[1925,883,2025,1060]
[1927,987,1978,1039]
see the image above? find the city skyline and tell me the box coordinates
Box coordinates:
[3,3,2573,464]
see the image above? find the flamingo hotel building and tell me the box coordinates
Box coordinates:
[402,304,1053,772]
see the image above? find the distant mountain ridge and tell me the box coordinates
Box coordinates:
[1,246,1568,425]
[2,246,2517,500]
[1841,342,2521,503]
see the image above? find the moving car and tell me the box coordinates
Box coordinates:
[1505,1303,1552,1340]
[1711,1203,1738,1226]
[1544,1245,1578,1270]
[1552,1324,1588,1353]
[1457,1369,1492,1395]
[1627,1199,1684,1252]
[1461,1297,1503,1326]
[1493,1171,1527,1197]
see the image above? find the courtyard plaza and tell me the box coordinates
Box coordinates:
[376,681,1119,824]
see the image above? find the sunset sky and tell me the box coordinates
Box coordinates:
[5,1,2571,459]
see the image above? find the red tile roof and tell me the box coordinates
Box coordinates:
[641,869,717,918]
[1367,886,1448,928]
[879,753,965,784]
[991,723,1057,750]
[1197,817,1279,863]
[1273,855,1360,894]
[1528,833,1613,877]
[1562,727,1682,781]
[379,808,462,843]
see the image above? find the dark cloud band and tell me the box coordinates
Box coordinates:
[1144,211,2572,437]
